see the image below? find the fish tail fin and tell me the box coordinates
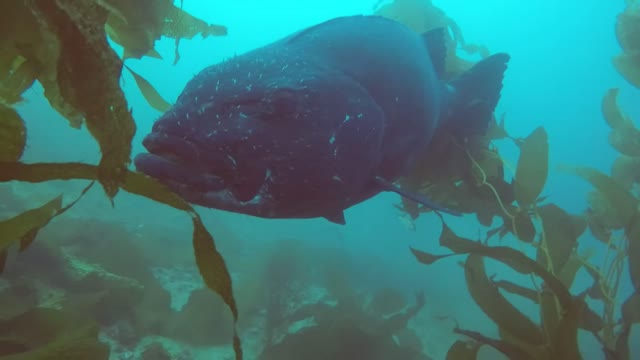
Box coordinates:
[446,53,510,137]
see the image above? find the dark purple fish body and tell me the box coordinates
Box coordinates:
[134,15,509,224]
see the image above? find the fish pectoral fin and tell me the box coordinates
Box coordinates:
[324,211,346,225]
[374,176,463,217]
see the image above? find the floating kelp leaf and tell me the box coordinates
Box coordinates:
[496,277,602,336]
[601,89,640,155]
[162,4,228,40]
[616,5,640,54]
[30,0,137,199]
[613,53,640,88]
[101,0,172,59]
[565,166,638,229]
[0,196,62,253]
[557,249,594,288]
[0,307,109,359]
[437,222,573,309]
[373,0,484,79]
[536,204,586,273]
[0,181,93,267]
[514,127,549,209]
[463,254,544,346]
[602,89,631,130]
[191,214,243,359]
[495,280,538,302]
[609,127,640,157]
[124,65,171,113]
[0,56,36,106]
[445,340,482,360]
[101,0,227,62]
[513,210,536,243]
[624,212,640,290]
[3,1,86,128]
[453,327,536,360]
[0,161,243,359]
[612,155,640,190]
[410,247,453,265]
[0,4,40,107]
[614,2,640,88]
[585,191,615,242]
[0,105,26,161]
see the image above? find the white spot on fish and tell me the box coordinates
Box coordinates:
[226,155,237,167]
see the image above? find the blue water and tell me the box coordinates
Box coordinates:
[8,0,640,359]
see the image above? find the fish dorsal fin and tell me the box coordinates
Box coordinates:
[374,176,462,216]
[422,27,447,78]
[324,211,346,225]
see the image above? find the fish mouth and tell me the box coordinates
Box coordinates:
[134,133,273,213]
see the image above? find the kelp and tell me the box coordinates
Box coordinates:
[0,1,241,357]
[0,181,94,272]
[614,0,640,88]
[514,127,548,209]
[373,0,489,80]
[463,254,545,347]
[102,0,227,62]
[0,161,242,358]
[411,223,598,359]
[22,0,135,199]
[602,88,640,157]
[0,0,225,195]
[378,1,638,359]
[124,65,171,112]
[0,105,26,162]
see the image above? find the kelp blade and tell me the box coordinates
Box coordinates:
[0,161,242,359]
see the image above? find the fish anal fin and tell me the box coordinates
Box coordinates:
[324,211,346,225]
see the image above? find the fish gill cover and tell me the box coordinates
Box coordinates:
[0,0,638,359]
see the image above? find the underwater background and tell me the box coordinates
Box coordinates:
[1,0,640,359]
